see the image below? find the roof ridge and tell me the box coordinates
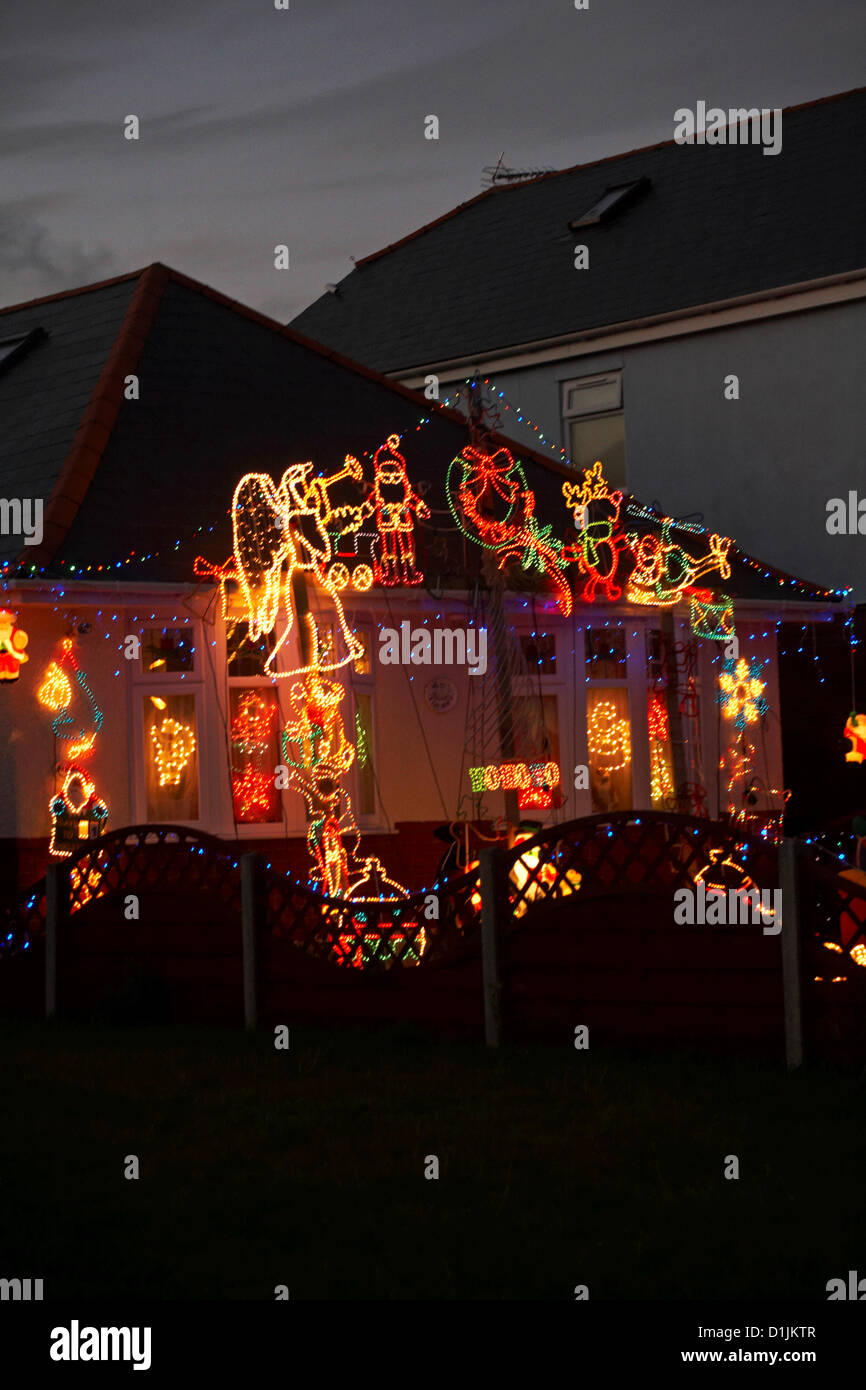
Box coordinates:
[349,84,866,271]
[24,264,171,568]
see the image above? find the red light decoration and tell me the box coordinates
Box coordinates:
[469,761,560,795]
[231,691,278,823]
[561,462,630,602]
[447,444,572,615]
[369,434,429,586]
[49,765,108,858]
[0,609,29,683]
[626,521,732,610]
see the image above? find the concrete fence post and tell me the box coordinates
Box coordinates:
[241,852,265,1030]
[779,838,804,1071]
[479,848,509,1047]
[45,861,70,1020]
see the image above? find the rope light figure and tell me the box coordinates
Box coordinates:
[150,716,196,789]
[200,450,410,907]
[717,655,768,731]
[48,766,108,857]
[37,636,108,854]
[626,520,732,610]
[231,692,278,821]
[587,700,631,776]
[37,637,104,759]
[369,434,429,586]
[561,461,630,602]
[446,444,572,615]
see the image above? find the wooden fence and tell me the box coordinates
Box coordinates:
[1,814,865,1063]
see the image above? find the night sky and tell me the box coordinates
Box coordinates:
[3,0,865,319]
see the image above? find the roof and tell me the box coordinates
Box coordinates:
[0,263,842,608]
[289,86,866,373]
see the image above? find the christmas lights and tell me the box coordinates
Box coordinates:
[689,590,735,641]
[150,716,196,788]
[369,434,429,586]
[587,700,631,775]
[626,522,732,610]
[0,609,29,682]
[227,459,364,680]
[717,656,768,731]
[37,637,103,759]
[468,761,560,794]
[692,848,777,920]
[231,691,278,822]
[447,444,572,615]
[48,766,108,858]
[648,691,675,806]
[843,712,866,764]
[561,461,629,602]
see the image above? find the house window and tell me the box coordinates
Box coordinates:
[226,621,274,677]
[511,694,560,810]
[520,632,556,675]
[563,371,626,488]
[586,686,632,813]
[586,626,627,678]
[141,627,195,674]
[0,328,45,375]
[230,687,281,824]
[144,693,199,821]
[568,178,650,229]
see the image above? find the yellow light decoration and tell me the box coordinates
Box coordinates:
[0,609,29,683]
[199,447,423,904]
[509,834,582,918]
[692,849,777,920]
[587,701,631,775]
[37,661,72,711]
[150,717,196,788]
[718,656,768,730]
[37,637,103,760]
[625,522,731,609]
[844,712,866,764]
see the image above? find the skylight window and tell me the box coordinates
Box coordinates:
[569,178,649,228]
[0,328,46,374]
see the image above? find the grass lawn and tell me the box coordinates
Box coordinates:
[0,1018,863,1300]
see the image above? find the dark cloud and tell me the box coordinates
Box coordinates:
[0,208,114,299]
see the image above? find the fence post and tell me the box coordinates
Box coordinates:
[45,861,70,1020]
[241,853,265,1030]
[479,848,509,1047]
[779,838,803,1071]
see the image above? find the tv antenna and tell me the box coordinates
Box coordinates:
[482,153,553,189]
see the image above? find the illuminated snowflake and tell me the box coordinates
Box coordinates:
[717,656,768,731]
